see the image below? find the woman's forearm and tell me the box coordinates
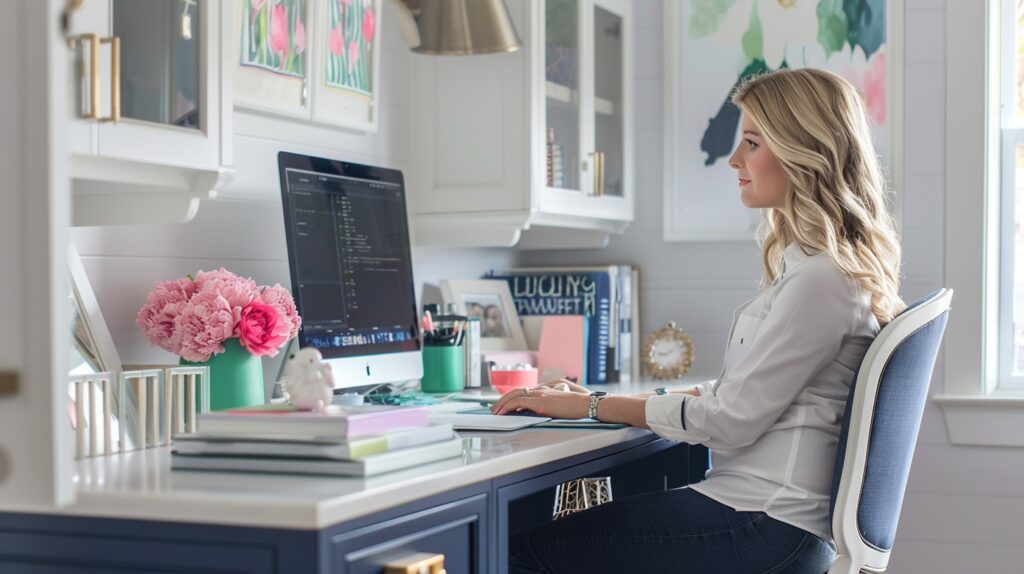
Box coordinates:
[594,395,650,428]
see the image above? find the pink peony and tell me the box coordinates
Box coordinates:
[175,291,235,362]
[238,301,290,358]
[193,268,258,315]
[362,8,375,46]
[260,284,301,340]
[269,2,289,56]
[135,277,197,354]
[329,25,344,56]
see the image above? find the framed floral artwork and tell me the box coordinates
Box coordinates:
[663,0,903,241]
[234,0,312,118]
[312,0,381,131]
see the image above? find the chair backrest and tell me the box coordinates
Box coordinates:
[828,288,953,574]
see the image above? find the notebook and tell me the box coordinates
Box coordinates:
[426,413,549,431]
[197,404,429,439]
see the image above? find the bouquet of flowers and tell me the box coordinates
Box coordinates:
[136,268,301,363]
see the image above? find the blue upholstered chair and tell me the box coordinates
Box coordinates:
[828,288,953,574]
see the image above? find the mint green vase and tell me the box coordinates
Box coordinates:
[181,338,264,411]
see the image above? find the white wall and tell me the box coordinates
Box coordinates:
[71,0,515,394]
[521,1,1024,571]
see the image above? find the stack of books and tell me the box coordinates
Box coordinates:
[170,404,462,477]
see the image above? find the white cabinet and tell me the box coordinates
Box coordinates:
[67,0,233,226]
[411,0,633,249]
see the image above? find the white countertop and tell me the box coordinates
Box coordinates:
[61,381,701,530]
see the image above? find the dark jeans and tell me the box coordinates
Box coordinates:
[509,487,836,574]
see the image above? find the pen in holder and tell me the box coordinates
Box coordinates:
[420,312,466,393]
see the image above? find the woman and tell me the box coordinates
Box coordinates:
[493,68,904,574]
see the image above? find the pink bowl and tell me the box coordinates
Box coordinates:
[490,368,539,395]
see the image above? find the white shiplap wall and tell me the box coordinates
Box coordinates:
[70,0,515,395]
[521,1,1024,571]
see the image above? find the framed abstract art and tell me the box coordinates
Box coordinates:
[663,0,903,241]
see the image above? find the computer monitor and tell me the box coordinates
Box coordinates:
[278,152,422,391]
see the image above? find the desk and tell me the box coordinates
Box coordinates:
[0,382,708,573]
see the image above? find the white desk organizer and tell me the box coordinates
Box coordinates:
[118,367,210,453]
[69,372,115,459]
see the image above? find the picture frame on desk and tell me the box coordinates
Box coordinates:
[439,279,528,352]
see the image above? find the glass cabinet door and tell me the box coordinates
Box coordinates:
[545,0,581,191]
[592,3,623,198]
[112,0,201,129]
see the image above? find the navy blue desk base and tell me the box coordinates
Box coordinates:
[0,439,708,573]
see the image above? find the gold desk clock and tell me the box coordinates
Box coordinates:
[641,321,694,380]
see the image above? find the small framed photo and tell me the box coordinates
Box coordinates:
[439,279,528,352]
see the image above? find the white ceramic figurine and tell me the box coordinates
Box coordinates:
[282,348,335,411]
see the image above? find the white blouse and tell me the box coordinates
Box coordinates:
[644,243,879,543]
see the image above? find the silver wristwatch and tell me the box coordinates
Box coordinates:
[588,391,608,420]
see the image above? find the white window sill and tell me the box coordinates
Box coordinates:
[933,394,1024,447]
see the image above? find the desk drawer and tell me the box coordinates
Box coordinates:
[331,493,487,574]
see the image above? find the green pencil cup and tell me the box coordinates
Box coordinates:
[421,344,465,393]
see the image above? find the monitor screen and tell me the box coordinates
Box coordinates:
[278,152,421,389]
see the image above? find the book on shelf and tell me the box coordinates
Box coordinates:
[196,403,429,439]
[486,267,614,385]
[171,436,465,477]
[172,423,455,460]
[487,265,639,384]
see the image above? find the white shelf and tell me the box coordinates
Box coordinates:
[545,81,615,116]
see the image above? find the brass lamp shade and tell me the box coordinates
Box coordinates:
[393,0,521,55]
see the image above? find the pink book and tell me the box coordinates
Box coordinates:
[197,404,429,439]
[536,315,587,382]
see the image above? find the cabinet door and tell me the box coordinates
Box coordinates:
[539,0,632,222]
[96,0,221,170]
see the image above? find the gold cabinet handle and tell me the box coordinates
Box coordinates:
[99,36,120,123]
[70,33,100,119]
[590,152,605,197]
[69,34,119,123]
[383,552,446,574]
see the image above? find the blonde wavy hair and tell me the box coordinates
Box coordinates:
[732,68,904,325]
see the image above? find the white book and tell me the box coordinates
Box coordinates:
[171,436,465,477]
[171,423,455,460]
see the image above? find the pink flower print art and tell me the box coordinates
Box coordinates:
[240,0,306,78]
[325,0,374,95]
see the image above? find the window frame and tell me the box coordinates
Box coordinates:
[936,0,1024,447]
[998,0,1024,392]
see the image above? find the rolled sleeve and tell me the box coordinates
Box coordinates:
[645,394,711,443]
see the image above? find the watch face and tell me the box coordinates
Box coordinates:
[590,391,608,397]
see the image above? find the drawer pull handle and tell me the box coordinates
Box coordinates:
[383,552,446,574]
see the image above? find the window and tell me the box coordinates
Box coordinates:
[999,0,1024,391]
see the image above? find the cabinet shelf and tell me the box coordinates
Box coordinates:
[545,81,615,116]
[72,156,234,226]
